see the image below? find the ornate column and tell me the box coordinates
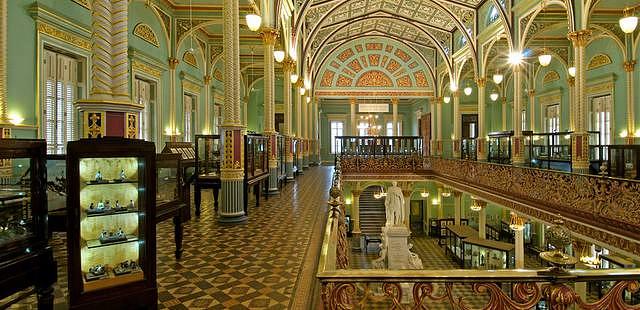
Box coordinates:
[283,58,294,180]
[568,30,591,173]
[76,0,140,138]
[452,91,461,158]
[351,190,362,250]
[0,0,8,127]
[402,188,412,229]
[453,191,462,225]
[218,0,246,223]
[512,66,525,165]
[568,77,575,131]
[436,100,443,156]
[295,80,304,174]
[424,192,431,234]
[528,90,536,132]
[350,98,357,135]
[477,78,487,161]
[436,186,443,219]
[624,60,636,144]
[313,98,320,164]
[430,98,437,156]
[168,57,179,135]
[203,75,212,134]
[501,97,507,131]
[261,28,279,194]
[515,228,525,269]
[391,97,399,136]
[476,200,487,239]
[302,92,309,169]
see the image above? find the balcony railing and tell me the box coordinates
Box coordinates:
[335,136,423,173]
[320,162,640,309]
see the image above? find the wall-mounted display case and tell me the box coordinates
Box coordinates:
[66,138,156,309]
[429,218,469,245]
[244,134,269,215]
[462,237,515,269]
[487,131,513,164]
[0,139,56,309]
[162,142,196,218]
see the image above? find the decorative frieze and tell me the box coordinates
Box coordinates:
[133,23,159,47]
[587,54,611,70]
[37,22,90,51]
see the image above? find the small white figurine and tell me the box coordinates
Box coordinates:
[127,200,135,209]
[95,170,103,182]
[119,169,126,181]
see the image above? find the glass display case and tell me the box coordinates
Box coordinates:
[445,225,478,265]
[244,134,269,215]
[162,141,196,216]
[193,135,221,216]
[598,254,638,302]
[461,138,477,160]
[487,131,513,164]
[277,134,286,184]
[156,153,187,259]
[525,131,572,171]
[66,138,156,309]
[47,154,67,233]
[462,237,515,269]
[608,145,640,179]
[429,218,469,245]
[0,139,56,309]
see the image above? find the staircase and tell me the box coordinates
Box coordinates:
[358,187,386,238]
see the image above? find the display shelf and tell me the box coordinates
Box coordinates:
[67,138,156,309]
[193,135,221,216]
[86,235,139,249]
[462,237,515,269]
[155,153,187,259]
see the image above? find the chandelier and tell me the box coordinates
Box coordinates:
[357,114,382,136]
[420,188,430,198]
[441,187,452,198]
[469,197,484,212]
[509,212,525,231]
[373,185,387,199]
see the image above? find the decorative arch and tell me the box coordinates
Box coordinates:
[542,70,560,84]
[133,23,159,47]
[587,25,627,60]
[520,0,574,48]
[355,71,393,87]
[587,53,612,71]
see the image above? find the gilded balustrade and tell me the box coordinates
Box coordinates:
[322,155,640,309]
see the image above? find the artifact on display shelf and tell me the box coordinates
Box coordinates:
[67,138,157,309]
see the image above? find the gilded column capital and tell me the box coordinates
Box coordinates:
[567,77,575,87]
[391,97,399,105]
[452,91,460,98]
[260,28,278,45]
[168,57,179,69]
[476,77,486,88]
[624,60,636,72]
[528,89,536,97]
[501,97,507,104]
[282,58,295,73]
[434,96,442,103]
[453,190,462,198]
[294,79,304,88]
[351,190,362,198]
[567,29,592,47]
[402,189,412,197]
[203,75,212,85]
[349,97,357,105]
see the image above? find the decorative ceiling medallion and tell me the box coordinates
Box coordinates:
[543,71,560,84]
[587,54,612,71]
[71,0,90,9]
[356,70,392,87]
[183,51,198,68]
[133,23,159,47]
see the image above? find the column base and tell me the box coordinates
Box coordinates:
[285,161,294,181]
[268,166,279,194]
[219,177,247,223]
[351,231,362,251]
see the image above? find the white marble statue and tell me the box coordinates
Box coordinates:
[384,181,405,227]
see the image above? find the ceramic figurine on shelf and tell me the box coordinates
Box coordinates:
[94,170,103,182]
[88,264,106,276]
[97,200,105,209]
[104,200,111,209]
[127,200,135,209]
[88,202,95,210]
[114,200,125,211]
[119,169,126,182]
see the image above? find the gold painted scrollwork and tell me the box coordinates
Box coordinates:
[321,282,356,310]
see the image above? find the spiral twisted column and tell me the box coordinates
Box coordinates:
[261,28,279,194]
[90,0,113,99]
[219,0,246,223]
[477,78,487,161]
[568,30,591,173]
[283,58,295,180]
[110,0,128,100]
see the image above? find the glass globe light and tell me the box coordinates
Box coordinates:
[299,87,306,95]
[620,9,638,34]
[449,83,458,92]
[490,93,499,101]
[538,52,552,67]
[568,67,576,77]
[290,73,299,84]
[492,74,503,84]
[464,86,472,96]
[508,51,523,65]
[245,14,262,32]
[274,50,285,63]
[443,96,451,104]
[306,97,311,103]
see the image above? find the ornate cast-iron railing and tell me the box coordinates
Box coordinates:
[335,136,423,173]
[426,157,640,248]
[321,159,640,309]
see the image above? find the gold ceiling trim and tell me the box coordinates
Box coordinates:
[71,0,90,10]
[182,80,202,94]
[315,90,433,97]
[37,22,90,51]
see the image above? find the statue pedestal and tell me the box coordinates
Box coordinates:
[381,226,411,269]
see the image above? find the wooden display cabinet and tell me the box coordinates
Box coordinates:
[193,135,221,216]
[66,138,157,309]
[0,139,56,309]
[155,153,187,259]
[244,134,269,214]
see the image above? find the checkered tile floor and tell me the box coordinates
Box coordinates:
[6,166,330,309]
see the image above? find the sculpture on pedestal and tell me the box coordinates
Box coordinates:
[384,181,405,227]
